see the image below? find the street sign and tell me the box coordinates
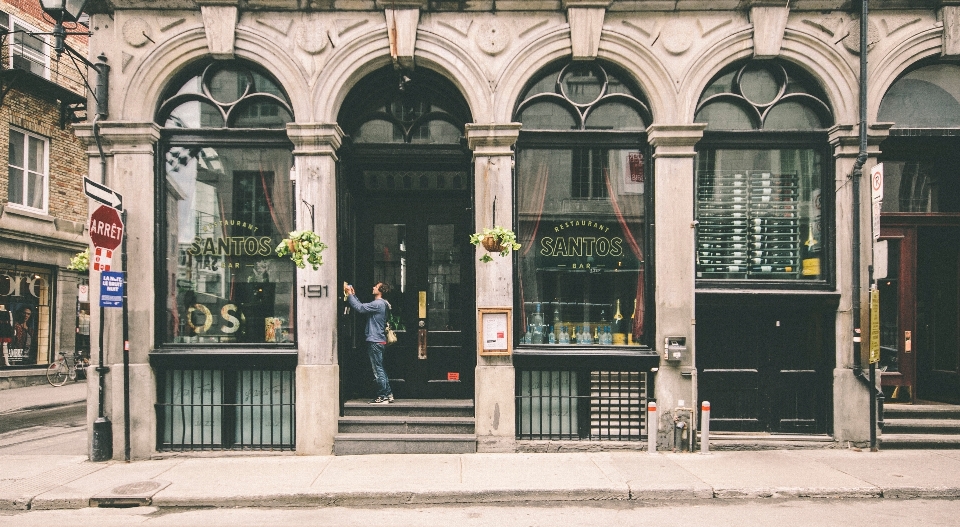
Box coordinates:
[84,177,123,210]
[89,205,124,251]
[100,271,124,308]
[92,247,113,271]
[870,163,883,203]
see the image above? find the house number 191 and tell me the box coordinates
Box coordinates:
[302,285,328,298]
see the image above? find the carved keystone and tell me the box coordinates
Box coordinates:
[201,5,238,59]
[751,6,790,58]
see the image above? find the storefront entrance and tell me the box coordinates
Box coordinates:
[338,162,475,400]
[880,219,960,403]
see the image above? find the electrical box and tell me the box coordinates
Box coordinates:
[664,336,687,363]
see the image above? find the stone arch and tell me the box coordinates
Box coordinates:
[494,26,672,124]
[677,28,857,126]
[312,27,491,125]
[869,27,943,123]
[121,27,310,124]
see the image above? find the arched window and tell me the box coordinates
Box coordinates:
[338,68,469,145]
[155,60,297,347]
[694,60,834,283]
[513,61,651,348]
[878,63,960,213]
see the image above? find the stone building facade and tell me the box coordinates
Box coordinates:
[80,0,960,458]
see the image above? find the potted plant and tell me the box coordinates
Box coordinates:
[469,226,521,263]
[275,230,328,270]
[68,248,89,272]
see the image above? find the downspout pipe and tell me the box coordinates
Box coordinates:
[850,0,881,452]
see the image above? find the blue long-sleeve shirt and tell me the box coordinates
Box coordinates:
[347,295,391,342]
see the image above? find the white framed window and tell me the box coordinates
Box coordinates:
[2,12,49,79]
[8,128,49,213]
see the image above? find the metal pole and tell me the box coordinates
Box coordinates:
[647,401,657,453]
[89,111,112,462]
[122,209,130,462]
[701,401,711,454]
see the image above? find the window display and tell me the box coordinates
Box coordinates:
[0,264,51,367]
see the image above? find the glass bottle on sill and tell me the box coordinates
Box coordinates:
[628,298,637,345]
[559,325,570,344]
[612,299,626,345]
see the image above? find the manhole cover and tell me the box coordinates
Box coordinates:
[111,481,163,495]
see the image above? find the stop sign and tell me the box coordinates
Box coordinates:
[89,205,124,250]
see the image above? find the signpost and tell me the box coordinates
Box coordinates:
[83,178,125,462]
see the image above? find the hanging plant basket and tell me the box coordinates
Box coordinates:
[469,226,520,263]
[275,230,328,270]
[481,235,503,253]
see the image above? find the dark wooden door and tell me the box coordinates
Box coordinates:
[364,212,475,399]
[878,227,916,400]
[916,226,960,403]
[697,299,832,434]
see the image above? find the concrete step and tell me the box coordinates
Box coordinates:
[343,399,474,418]
[879,433,960,449]
[333,433,477,455]
[883,404,960,420]
[338,416,475,435]
[883,419,960,434]
[700,433,837,451]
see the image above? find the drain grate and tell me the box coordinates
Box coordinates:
[90,480,169,508]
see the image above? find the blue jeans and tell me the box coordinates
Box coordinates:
[367,341,392,397]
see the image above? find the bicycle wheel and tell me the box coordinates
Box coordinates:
[46,360,69,387]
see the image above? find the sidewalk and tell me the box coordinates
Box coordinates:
[3,449,960,510]
[2,386,960,510]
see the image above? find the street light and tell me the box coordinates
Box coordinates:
[38,0,88,56]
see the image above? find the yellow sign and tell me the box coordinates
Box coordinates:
[869,288,880,364]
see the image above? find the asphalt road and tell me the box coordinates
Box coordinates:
[2,499,960,527]
[0,402,86,455]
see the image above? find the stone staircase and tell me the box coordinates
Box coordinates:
[880,404,960,449]
[334,399,477,455]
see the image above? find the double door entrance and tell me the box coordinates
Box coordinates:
[880,218,960,403]
[339,160,476,400]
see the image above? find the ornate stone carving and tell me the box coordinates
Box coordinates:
[438,18,472,37]
[201,5,238,59]
[386,9,419,69]
[476,20,510,56]
[157,16,187,33]
[943,6,960,57]
[297,18,328,55]
[568,6,605,61]
[751,6,789,58]
[256,15,294,35]
[660,18,692,55]
[122,17,151,48]
[842,18,880,54]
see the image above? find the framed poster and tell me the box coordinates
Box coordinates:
[478,307,512,356]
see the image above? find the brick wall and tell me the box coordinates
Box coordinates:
[1,0,90,225]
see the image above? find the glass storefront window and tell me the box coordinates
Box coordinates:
[0,263,52,366]
[516,147,646,346]
[695,148,824,280]
[515,61,650,347]
[694,60,833,284]
[161,147,295,345]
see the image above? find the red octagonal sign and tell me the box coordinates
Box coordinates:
[89,205,124,251]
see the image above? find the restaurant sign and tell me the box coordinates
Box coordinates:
[535,220,640,272]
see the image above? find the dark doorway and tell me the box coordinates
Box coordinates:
[696,295,834,434]
[336,67,475,401]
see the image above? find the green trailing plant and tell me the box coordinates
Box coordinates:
[275,230,328,270]
[68,248,89,272]
[469,226,521,263]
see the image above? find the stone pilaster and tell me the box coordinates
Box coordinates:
[286,123,343,455]
[828,122,892,445]
[465,123,521,452]
[74,121,161,461]
[647,123,704,450]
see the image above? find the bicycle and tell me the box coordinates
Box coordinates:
[46,351,89,387]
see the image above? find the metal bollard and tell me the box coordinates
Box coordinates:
[701,401,711,454]
[647,401,657,453]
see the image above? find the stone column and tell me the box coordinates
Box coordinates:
[286,123,343,455]
[828,122,892,445]
[465,123,521,453]
[647,124,705,450]
[74,122,161,460]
